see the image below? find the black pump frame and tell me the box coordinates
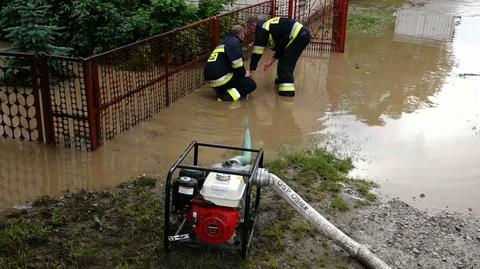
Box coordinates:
[163,141,264,259]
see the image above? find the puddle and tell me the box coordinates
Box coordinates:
[1,1,480,214]
[322,6,480,214]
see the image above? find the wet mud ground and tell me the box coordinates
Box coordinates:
[1,150,479,268]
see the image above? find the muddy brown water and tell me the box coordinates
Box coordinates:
[1,2,480,214]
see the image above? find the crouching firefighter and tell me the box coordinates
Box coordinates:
[204,25,257,101]
[247,17,311,97]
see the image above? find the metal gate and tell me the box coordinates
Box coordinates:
[274,0,348,52]
[1,52,96,150]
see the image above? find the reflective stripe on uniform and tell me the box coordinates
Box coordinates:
[262,17,280,49]
[262,17,280,31]
[286,22,304,48]
[208,45,225,62]
[212,44,225,53]
[227,88,241,101]
[252,46,265,54]
[252,47,265,55]
[207,73,234,88]
[268,35,275,48]
[231,58,243,68]
[278,83,295,92]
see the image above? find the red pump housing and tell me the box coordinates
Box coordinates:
[189,201,240,244]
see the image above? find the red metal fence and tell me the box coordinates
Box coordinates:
[0,53,45,143]
[85,1,274,148]
[277,0,349,52]
[0,0,347,151]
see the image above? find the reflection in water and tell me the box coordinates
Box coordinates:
[326,31,453,126]
[1,3,480,215]
[395,9,456,42]
[322,14,480,214]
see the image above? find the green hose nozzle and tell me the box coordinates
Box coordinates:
[232,118,252,166]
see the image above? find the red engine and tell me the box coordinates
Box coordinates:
[188,201,240,245]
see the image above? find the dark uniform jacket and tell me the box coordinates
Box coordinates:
[204,32,246,82]
[250,17,303,71]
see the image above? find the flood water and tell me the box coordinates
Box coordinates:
[1,1,480,214]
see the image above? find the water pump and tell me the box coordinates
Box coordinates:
[164,142,264,258]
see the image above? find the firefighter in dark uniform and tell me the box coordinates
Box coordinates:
[247,17,311,97]
[204,25,257,101]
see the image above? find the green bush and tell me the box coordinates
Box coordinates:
[198,0,231,18]
[1,0,230,57]
[150,0,198,34]
[0,0,26,40]
[4,2,70,55]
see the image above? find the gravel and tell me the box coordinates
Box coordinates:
[332,198,480,268]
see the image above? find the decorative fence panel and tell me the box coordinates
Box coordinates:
[48,56,92,150]
[0,53,45,143]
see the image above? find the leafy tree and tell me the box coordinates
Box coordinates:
[1,1,70,83]
[150,0,199,34]
[4,1,70,55]
[198,0,231,18]
[0,0,26,40]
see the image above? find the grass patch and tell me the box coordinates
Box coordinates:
[266,149,353,186]
[133,175,157,188]
[350,0,408,8]
[290,220,314,241]
[32,195,57,207]
[348,0,410,33]
[51,208,66,227]
[331,196,349,211]
[352,179,378,202]
[262,223,287,251]
[319,180,344,193]
[265,148,379,214]
[3,209,26,218]
[242,252,280,269]
[0,218,48,254]
[348,10,396,33]
[0,182,165,268]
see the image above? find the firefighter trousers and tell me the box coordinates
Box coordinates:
[277,28,311,96]
[213,75,257,101]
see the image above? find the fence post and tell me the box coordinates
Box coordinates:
[334,0,349,52]
[271,0,276,17]
[84,60,99,150]
[37,55,55,144]
[288,0,295,19]
[164,33,171,107]
[29,57,43,143]
[211,17,220,49]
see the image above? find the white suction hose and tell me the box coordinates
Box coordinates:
[254,170,391,269]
